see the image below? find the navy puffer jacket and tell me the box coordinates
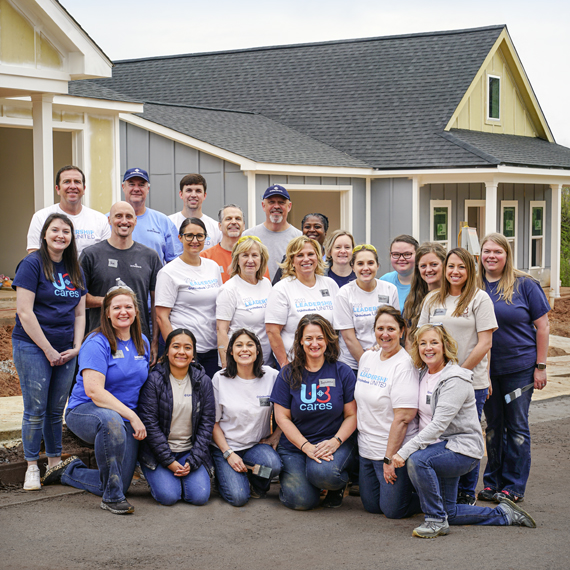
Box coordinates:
[137,361,215,473]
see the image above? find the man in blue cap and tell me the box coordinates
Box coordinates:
[242,184,302,280]
[122,167,182,264]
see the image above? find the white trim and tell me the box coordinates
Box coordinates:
[31,94,54,210]
[246,171,256,227]
[550,185,562,299]
[464,199,486,240]
[365,177,371,243]
[284,184,352,192]
[529,200,546,269]
[486,73,502,122]
[54,95,144,114]
[412,177,420,241]
[113,115,122,204]
[430,200,452,250]
[500,200,519,267]
[484,182,498,235]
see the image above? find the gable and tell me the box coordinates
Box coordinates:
[446,28,553,142]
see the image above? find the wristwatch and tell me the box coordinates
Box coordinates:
[535,363,547,370]
[223,449,234,460]
[383,456,392,465]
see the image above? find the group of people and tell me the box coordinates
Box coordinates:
[12,164,550,537]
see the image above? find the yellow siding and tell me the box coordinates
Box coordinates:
[88,115,114,213]
[3,105,32,119]
[0,0,35,65]
[62,111,84,123]
[36,32,63,70]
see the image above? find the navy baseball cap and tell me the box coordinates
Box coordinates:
[262,184,290,200]
[123,167,150,183]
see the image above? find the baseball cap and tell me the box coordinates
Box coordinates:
[262,184,290,200]
[123,167,150,183]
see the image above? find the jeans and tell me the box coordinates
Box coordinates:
[483,365,534,497]
[197,349,220,380]
[211,443,282,507]
[458,387,488,496]
[141,450,210,506]
[13,339,77,462]
[359,456,421,518]
[408,441,509,525]
[278,435,356,511]
[62,402,139,503]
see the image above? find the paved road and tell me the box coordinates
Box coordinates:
[1,399,569,570]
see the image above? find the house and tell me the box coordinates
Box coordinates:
[2,1,569,300]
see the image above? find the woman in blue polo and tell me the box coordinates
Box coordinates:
[271,313,357,510]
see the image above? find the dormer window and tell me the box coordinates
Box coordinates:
[488,75,501,120]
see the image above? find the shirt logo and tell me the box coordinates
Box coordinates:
[108,259,118,268]
[299,383,333,411]
[130,263,142,269]
[52,273,80,298]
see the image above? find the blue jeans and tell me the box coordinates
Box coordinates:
[483,365,534,497]
[13,339,77,461]
[62,402,139,503]
[458,387,488,495]
[211,443,282,507]
[197,349,220,380]
[278,435,356,511]
[408,441,509,525]
[359,456,421,518]
[141,450,210,506]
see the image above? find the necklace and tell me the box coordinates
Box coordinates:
[117,338,130,352]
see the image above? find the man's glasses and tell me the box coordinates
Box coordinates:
[181,232,206,242]
[390,252,414,260]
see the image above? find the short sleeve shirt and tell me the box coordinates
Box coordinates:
[132,208,182,263]
[169,212,222,251]
[379,270,410,312]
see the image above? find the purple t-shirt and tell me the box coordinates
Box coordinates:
[12,252,86,351]
[270,360,356,452]
[485,277,550,376]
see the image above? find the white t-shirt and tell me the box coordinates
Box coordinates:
[355,349,420,460]
[418,289,498,389]
[27,203,111,256]
[418,369,443,434]
[216,275,273,365]
[168,373,193,452]
[335,279,400,369]
[265,275,339,359]
[212,366,279,451]
[155,256,222,352]
[169,211,222,251]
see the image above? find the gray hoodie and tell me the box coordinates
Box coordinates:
[397,363,484,461]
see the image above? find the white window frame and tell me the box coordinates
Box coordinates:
[529,200,546,269]
[464,199,486,241]
[500,200,518,267]
[487,73,502,123]
[430,200,452,250]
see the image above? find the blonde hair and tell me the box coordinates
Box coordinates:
[230,237,269,281]
[280,236,326,279]
[410,323,459,370]
[477,233,531,304]
[324,230,355,265]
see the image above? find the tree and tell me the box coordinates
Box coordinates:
[561,186,570,287]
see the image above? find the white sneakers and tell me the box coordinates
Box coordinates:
[23,465,41,491]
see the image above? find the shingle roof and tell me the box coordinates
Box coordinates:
[68,81,142,103]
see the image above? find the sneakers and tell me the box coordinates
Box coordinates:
[249,483,267,499]
[41,455,78,486]
[100,500,135,515]
[498,497,536,528]
[477,487,496,501]
[322,486,346,508]
[412,519,450,538]
[23,465,41,491]
[457,491,476,505]
[494,489,523,503]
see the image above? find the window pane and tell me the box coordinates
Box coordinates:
[503,207,515,238]
[489,77,500,119]
[433,207,448,241]
[531,237,543,267]
[532,207,543,237]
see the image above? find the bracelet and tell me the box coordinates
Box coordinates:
[300,441,310,452]
[218,346,226,350]
[334,436,343,445]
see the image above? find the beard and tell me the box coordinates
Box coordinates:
[269,213,284,224]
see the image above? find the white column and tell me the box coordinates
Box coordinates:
[412,176,420,241]
[365,177,371,243]
[550,184,562,300]
[32,94,54,211]
[246,171,256,228]
[484,181,498,236]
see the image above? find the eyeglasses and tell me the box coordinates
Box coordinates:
[390,252,414,260]
[181,232,206,242]
[353,244,377,254]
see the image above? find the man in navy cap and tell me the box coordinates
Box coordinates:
[242,184,302,280]
[122,167,181,264]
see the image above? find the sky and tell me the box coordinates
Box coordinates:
[60,0,570,147]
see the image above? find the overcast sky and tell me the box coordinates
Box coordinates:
[60,0,570,147]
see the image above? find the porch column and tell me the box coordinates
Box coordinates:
[245,170,256,228]
[412,176,420,241]
[32,94,54,211]
[484,181,498,236]
[550,184,562,300]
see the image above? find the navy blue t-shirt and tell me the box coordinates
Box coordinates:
[327,268,356,289]
[12,252,86,351]
[485,277,550,376]
[270,360,356,452]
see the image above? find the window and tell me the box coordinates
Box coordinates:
[488,75,501,121]
[529,201,545,269]
[464,200,486,241]
[500,201,518,266]
[430,200,452,250]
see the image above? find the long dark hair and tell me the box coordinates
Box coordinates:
[285,314,339,390]
[222,329,265,379]
[159,328,197,377]
[38,213,83,289]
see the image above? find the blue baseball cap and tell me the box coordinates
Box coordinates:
[123,167,150,183]
[262,184,290,200]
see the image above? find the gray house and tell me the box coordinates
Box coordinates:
[68,24,570,298]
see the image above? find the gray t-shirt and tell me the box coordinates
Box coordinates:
[242,223,302,280]
[80,240,163,339]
